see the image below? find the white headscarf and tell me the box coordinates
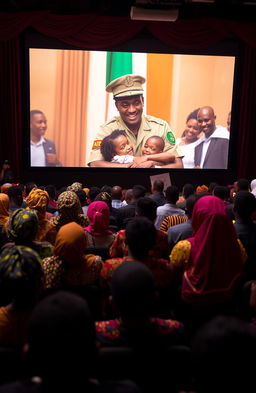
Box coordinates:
[250,179,256,197]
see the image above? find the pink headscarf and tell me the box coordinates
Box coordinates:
[182,195,244,305]
[85,201,112,236]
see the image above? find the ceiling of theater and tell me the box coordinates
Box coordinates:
[0,0,256,21]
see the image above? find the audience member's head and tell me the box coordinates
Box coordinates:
[26,188,49,219]
[87,186,101,203]
[185,195,197,219]
[51,191,87,232]
[94,191,112,210]
[125,217,156,260]
[111,185,123,201]
[54,222,87,264]
[196,184,209,195]
[7,185,23,208]
[67,182,83,193]
[44,184,57,200]
[0,245,43,308]
[236,178,250,192]
[182,183,195,199]
[208,182,219,194]
[192,315,256,393]
[8,208,39,245]
[152,180,164,193]
[0,193,10,226]
[250,179,256,197]
[165,185,179,204]
[76,189,87,206]
[132,185,147,201]
[136,197,157,222]
[25,182,37,197]
[233,191,256,221]
[111,261,155,318]
[124,189,133,204]
[101,185,112,195]
[27,291,96,384]
[213,185,230,201]
[86,201,111,236]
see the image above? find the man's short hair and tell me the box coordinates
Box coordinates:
[152,180,164,193]
[30,109,44,121]
[234,191,256,220]
[165,185,179,204]
[182,183,195,199]
[237,178,250,192]
[111,261,155,316]
[125,217,156,259]
[136,197,157,222]
[132,184,147,200]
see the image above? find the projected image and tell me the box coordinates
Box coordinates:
[29,49,235,169]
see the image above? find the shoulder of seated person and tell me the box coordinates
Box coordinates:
[145,114,167,125]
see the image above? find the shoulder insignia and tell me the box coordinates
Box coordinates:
[166,131,176,144]
[92,140,102,150]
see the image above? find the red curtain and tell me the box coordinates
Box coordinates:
[0,12,256,180]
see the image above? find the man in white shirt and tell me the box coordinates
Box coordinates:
[194,106,229,169]
[30,110,61,167]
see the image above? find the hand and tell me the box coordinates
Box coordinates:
[46,153,58,165]
[2,163,10,170]
[132,156,148,166]
[194,165,202,169]
[131,160,155,168]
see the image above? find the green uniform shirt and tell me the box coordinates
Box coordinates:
[88,114,183,164]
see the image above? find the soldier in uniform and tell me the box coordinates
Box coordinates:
[88,74,183,168]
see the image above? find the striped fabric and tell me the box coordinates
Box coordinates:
[160,215,188,232]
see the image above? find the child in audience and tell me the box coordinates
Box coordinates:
[100,129,175,166]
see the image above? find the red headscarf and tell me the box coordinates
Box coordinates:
[85,201,112,236]
[182,195,244,305]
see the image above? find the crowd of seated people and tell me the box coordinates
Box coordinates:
[0,177,254,392]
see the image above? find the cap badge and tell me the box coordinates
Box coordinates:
[125,75,134,87]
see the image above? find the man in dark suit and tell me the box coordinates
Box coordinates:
[30,109,61,167]
[194,106,229,169]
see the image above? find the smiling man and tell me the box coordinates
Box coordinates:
[194,106,230,169]
[30,110,61,167]
[88,74,183,168]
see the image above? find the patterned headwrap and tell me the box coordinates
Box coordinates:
[0,193,10,226]
[94,191,112,210]
[67,182,83,193]
[51,191,88,230]
[26,188,49,219]
[0,244,43,306]
[8,208,38,244]
[196,185,209,195]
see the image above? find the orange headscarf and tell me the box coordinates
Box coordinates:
[54,222,87,266]
[25,188,51,241]
[0,193,10,226]
[196,185,209,194]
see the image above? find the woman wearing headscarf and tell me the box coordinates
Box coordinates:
[7,208,53,258]
[0,244,43,347]
[42,222,103,290]
[0,193,10,249]
[170,196,247,328]
[50,191,88,233]
[84,201,116,248]
[25,188,53,243]
[251,179,256,197]
[0,193,10,227]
